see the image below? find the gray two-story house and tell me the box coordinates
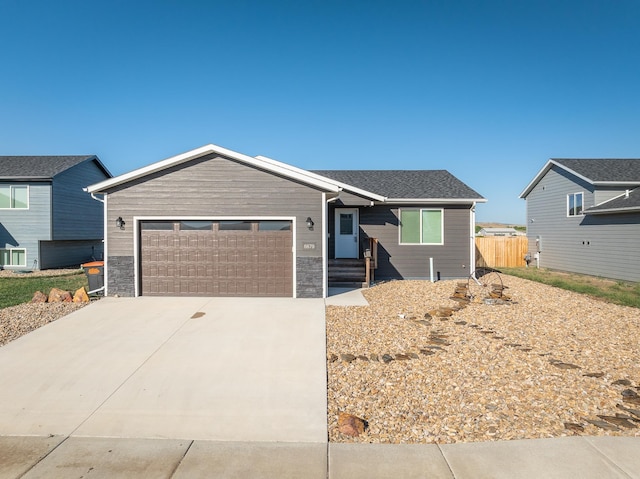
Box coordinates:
[520,158,640,282]
[0,156,111,270]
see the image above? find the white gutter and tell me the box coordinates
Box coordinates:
[470,202,476,273]
[323,193,341,298]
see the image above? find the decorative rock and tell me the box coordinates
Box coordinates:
[337,412,366,437]
[73,287,89,303]
[419,349,435,356]
[394,353,411,360]
[582,418,621,431]
[381,354,394,363]
[617,404,640,419]
[408,353,419,359]
[621,389,640,405]
[340,354,356,363]
[357,355,369,361]
[612,379,632,386]
[328,353,338,362]
[48,288,72,303]
[550,361,581,370]
[454,321,467,325]
[190,311,205,319]
[31,291,47,303]
[370,354,379,362]
[423,312,432,319]
[596,415,637,429]
[583,372,605,378]
[564,422,584,433]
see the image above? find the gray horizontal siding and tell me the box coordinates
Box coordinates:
[105,154,324,256]
[103,154,326,296]
[526,165,640,282]
[53,160,108,240]
[329,204,472,280]
[0,182,52,269]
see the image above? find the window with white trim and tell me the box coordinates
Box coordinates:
[567,192,583,216]
[0,248,26,267]
[399,209,443,245]
[0,185,29,209]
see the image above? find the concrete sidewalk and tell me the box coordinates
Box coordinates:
[2,435,639,478]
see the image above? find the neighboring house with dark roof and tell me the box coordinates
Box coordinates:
[86,144,485,298]
[0,156,111,270]
[519,158,640,282]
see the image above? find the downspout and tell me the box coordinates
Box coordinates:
[86,190,107,295]
[470,202,476,274]
[323,192,341,298]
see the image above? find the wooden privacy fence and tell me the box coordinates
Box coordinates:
[475,236,529,268]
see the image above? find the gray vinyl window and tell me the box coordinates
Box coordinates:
[567,192,583,216]
[399,209,443,245]
[0,248,26,267]
[0,185,29,209]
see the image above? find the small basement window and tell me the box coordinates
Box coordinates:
[0,248,26,267]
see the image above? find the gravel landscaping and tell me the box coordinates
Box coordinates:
[0,268,91,346]
[327,275,640,443]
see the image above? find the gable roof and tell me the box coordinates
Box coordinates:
[86,143,484,204]
[0,155,111,181]
[312,170,485,202]
[584,187,640,215]
[87,144,342,195]
[520,158,640,198]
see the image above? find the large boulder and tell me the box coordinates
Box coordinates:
[73,287,90,303]
[48,288,72,303]
[337,413,366,437]
[31,291,47,303]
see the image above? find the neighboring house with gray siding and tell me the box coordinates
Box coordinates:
[520,158,640,282]
[0,156,111,270]
[86,144,485,298]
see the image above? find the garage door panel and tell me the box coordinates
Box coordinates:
[141,221,293,297]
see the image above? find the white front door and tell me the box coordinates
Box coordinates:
[335,208,358,258]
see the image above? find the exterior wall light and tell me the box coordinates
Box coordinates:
[116,216,125,229]
[306,217,314,229]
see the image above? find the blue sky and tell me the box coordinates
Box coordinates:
[1,0,639,224]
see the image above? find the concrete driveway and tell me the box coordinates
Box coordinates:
[0,297,327,443]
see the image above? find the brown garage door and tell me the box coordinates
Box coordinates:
[140,220,293,297]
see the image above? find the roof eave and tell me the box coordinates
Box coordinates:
[519,159,597,198]
[585,206,640,215]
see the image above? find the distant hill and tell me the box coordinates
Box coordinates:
[476,222,526,234]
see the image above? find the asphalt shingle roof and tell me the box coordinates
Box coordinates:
[585,187,640,214]
[0,156,97,180]
[311,170,484,200]
[553,159,640,183]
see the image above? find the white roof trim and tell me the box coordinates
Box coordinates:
[519,159,595,198]
[86,144,341,194]
[255,155,386,202]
